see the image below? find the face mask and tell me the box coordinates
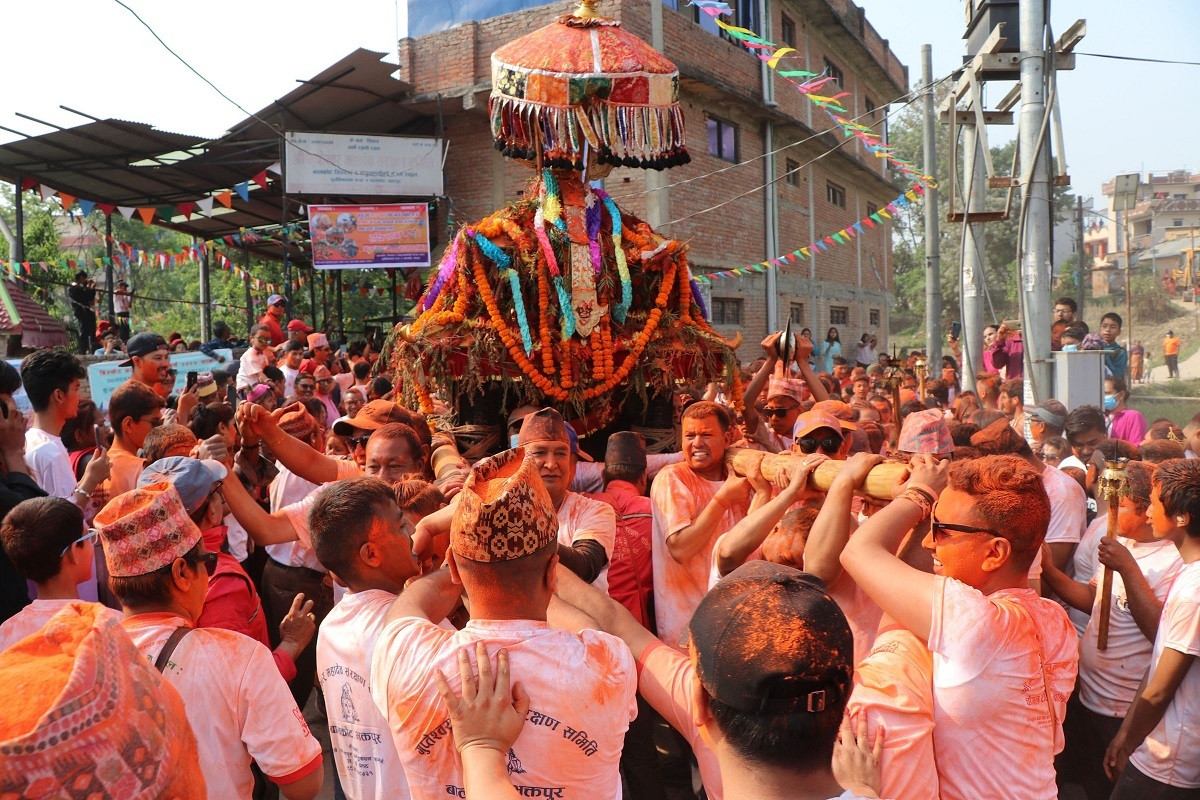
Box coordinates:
[1062,344,1078,352]
[510,433,521,448]
[1103,394,1118,411]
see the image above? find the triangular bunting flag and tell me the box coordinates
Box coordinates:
[216,190,233,209]
[233,182,250,202]
[20,178,38,192]
[98,203,116,217]
[853,221,864,234]
[800,248,811,258]
[137,207,156,226]
[864,217,876,229]
[251,171,269,190]
[57,193,76,210]
[78,199,96,216]
[266,162,282,175]
[38,185,58,201]
[177,202,195,219]
[197,197,215,215]
[832,232,846,244]
[156,205,176,221]
[879,208,892,219]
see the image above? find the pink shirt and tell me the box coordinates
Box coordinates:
[928,578,1077,800]
[650,463,749,648]
[846,626,938,800]
[826,569,884,668]
[123,612,323,799]
[370,617,636,800]
[558,492,617,592]
[1108,408,1148,446]
[637,642,724,799]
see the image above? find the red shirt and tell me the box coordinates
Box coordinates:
[588,481,654,629]
[258,312,285,346]
[196,526,297,681]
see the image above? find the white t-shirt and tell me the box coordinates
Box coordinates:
[0,599,119,652]
[928,577,1077,800]
[1069,515,1108,636]
[1079,537,1182,718]
[1129,560,1200,787]
[569,452,683,494]
[266,464,326,572]
[25,427,75,499]
[316,589,408,800]
[557,492,617,593]
[237,347,272,390]
[123,612,323,799]
[281,365,300,397]
[370,617,636,800]
[1028,465,1089,584]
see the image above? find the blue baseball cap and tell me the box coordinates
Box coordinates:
[138,457,228,515]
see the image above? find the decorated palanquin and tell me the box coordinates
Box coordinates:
[388,0,742,449]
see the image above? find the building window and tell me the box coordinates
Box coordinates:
[790,303,804,324]
[694,0,757,41]
[707,116,738,162]
[869,308,880,327]
[867,202,878,217]
[1174,218,1184,227]
[662,0,679,8]
[830,305,849,326]
[712,298,743,325]
[827,181,846,208]
[864,96,876,118]
[823,57,844,88]
[780,14,796,47]
[785,159,800,186]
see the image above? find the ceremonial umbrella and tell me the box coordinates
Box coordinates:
[489,0,691,170]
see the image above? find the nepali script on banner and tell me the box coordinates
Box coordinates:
[308,204,432,269]
[284,132,443,196]
[85,349,233,411]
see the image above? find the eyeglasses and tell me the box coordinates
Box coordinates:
[764,406,797,419]
[60,528,99,557]
[798,435,842,455]
[1039,451,1062,463]
[931,519,1005,544]
[183,551,219,576]
[346,435,370,449]
[252,337,271,345]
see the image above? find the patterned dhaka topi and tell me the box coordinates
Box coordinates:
[898,408,953,455]
[451,447,559,563]
[94,482,203,577]
[0,602,205,799]
[516,407,571,446]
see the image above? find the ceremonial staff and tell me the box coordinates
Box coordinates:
[1096,457,1129,651]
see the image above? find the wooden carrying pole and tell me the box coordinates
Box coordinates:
[727,449,909,501]
[1096,458,1129,651]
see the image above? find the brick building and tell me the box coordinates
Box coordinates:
[397,0,908,359]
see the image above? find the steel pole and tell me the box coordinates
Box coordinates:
[1076,195,1086,314]
[1018,0,1053,400]
[922,45,942,367]
[961,126,987,388]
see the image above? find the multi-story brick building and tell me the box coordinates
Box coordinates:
[398,0,908,359]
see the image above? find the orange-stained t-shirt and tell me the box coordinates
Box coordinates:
[846,626,938,800]
[91,445,146,509]
[650,463,749,648]
[928,577,1077,800]
[281,458,366,548]
[557,491,617,592]
[370,617,636,800]
[1164,336,1181,356]
[122,612,323,800]
[636,641,724,799]
[0,599,119,652]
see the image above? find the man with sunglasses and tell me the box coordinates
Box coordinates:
[259,293,288,346]
[96,482,324,800]
[741,332,829,454]
[0,497,118,650]
[841,454,1077,800]
[138,456,315,681]
[792,409,854,461]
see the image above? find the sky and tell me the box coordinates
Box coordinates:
[2,1,1197,205]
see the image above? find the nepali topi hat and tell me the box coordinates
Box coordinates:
[451,448,558,563]
[93,482,203,577]
[898,408,953,455]
[0,602,206,799]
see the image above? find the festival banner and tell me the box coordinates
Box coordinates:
[86,349,232,411]
[308,204,431,269]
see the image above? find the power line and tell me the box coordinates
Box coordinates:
[1075,51,1200,68]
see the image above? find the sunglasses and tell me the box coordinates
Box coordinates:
[764,406,797,419]
[184,552,220,575]
[798,435,842,455]
[346,435,371,448]
[931,519,1005,544]
[60,528,99,557]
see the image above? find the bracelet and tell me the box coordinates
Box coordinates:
[905,481,942,503]
[899,488,934,520]
[72,486,91,500]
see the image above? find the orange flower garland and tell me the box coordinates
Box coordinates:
[535,251,555,375]
[590,329,603,381]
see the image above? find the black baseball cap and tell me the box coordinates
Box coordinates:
[120,332,168,366]
[686,561,852,716]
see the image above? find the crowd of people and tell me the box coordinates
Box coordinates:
[1,297,1199,800]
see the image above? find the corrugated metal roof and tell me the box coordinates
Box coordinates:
[0,280,69,348]
[0,50,430,263]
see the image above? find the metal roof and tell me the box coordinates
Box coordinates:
[0,280,69,348]
[0,49,432,263]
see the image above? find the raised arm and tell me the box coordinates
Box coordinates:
[666,475,752,563]
[237,402,342,485]
[804,453,883,584]
[840,456,941,640]
[741,334,782,436]
[716,457,825,577]
[792,335,829,402]
[221,474,300,546]
[384,566,462,625]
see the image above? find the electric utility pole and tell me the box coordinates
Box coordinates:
[922,45,942,368]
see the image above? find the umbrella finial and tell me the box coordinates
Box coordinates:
[575,0,603,18]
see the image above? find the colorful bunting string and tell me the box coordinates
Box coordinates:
[693,184,922,284]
